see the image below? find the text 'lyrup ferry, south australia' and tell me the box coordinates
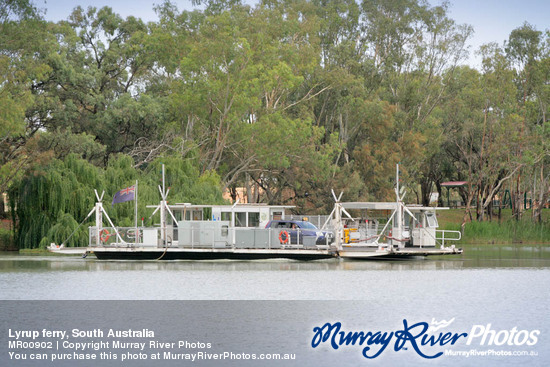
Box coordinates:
[50,165,463,260]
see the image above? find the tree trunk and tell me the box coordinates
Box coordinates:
[533,164,547,224]
[476,189,483,221]
[512,174,523,220]
[245,174,253,204]
[461,190,475,237]
[436,181,444,207]
[420,179,432,207]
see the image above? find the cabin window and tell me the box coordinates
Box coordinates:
[426,213,438,228]
[412,213,422,228]
[235,212,247,227]
[192,210,202,221]
[221,212,232,222]
[272,211,283,220]
[248,212,259,227]
[183,209,203,221]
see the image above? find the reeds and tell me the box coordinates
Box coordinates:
[438,209,550,244]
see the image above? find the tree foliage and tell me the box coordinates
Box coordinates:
[9,153,225,248]
[2,0,550,247]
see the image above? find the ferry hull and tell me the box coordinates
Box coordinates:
[85,246,461,261]
[89,247,335,261]
[338,246,463,260]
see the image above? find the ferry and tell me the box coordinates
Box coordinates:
[49,165,462,260]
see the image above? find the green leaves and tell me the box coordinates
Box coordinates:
[10,151,225,248]
[4,0,550,245]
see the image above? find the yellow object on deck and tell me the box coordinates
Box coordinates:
[343,228,357,244]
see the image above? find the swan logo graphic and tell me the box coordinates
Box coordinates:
[427,318,455,334]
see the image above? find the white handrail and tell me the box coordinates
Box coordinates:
[436,230,462,246]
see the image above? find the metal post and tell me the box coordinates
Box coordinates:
[395,164,402,247]
[335,202,342,251]
[231,198,239,246]
[159,164,167,247]
[134,180,138,243]
[94,190,104,246]
[95,202,102,246]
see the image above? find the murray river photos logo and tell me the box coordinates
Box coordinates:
[311,318,540,359]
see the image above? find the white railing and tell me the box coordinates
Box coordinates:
[89,225,336,250]
[183,226,335,250]
[436,230,462,247]
[89,227,144,246]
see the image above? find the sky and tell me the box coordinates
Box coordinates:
[35,0,550,68]
[442,0,549,67]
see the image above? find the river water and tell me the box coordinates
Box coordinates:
[1,244,549,366]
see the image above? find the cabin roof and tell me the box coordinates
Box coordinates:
[146,203,294,209]
[341,202,448,211]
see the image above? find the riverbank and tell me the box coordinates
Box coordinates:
[437,208,550,244]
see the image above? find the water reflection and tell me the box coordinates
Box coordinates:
[1,243,549,272]
[0,256,452,272]
[454,243,550,269]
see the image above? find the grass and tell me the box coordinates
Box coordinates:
[437,209,550,244]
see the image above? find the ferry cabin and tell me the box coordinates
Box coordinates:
[145,203,294,247]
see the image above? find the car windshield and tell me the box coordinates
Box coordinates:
[298,221,317,229]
